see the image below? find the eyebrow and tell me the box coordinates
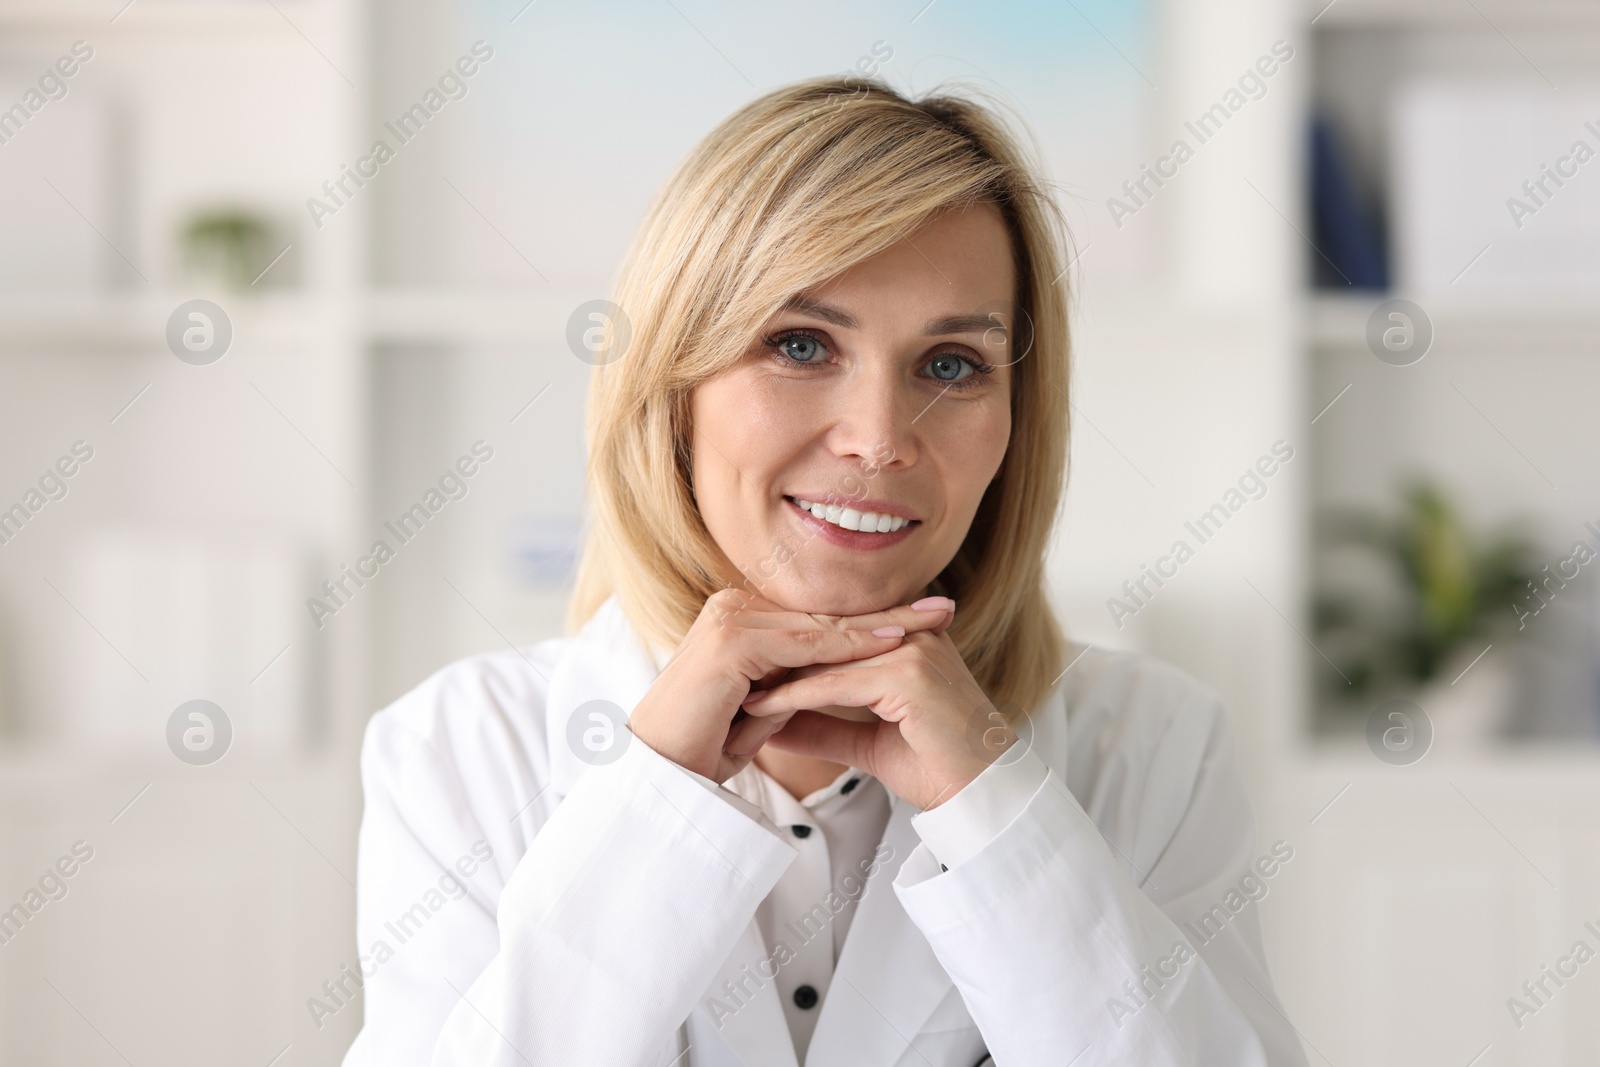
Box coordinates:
[780,295,1005,337]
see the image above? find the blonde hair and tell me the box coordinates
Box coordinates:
[568,76,1073,719]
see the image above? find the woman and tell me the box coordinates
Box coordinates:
[342,78,1307,1067]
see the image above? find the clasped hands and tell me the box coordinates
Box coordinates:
[627,588,1019,812]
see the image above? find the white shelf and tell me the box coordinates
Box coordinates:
[0,742,349,787]
[0,289,600,350]
[1299,735,1600,779]
[1311,0,1600,30]
[1306,292,1600,353]
[0,293,353,351]
[0,0,328,33]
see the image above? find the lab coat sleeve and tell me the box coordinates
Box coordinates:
[891,690,1309,1067]
[344,708,797,1067]
[909,743,1051,869]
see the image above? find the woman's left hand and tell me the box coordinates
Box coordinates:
[740,627,1011,811]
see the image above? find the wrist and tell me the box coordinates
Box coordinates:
[625,718,717,782]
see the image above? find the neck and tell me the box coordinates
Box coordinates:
[753,745,850,803]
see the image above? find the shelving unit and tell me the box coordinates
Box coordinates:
[0,1,369,1063]
[1251,4,1600,1064]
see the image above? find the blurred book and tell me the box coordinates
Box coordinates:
[1310,112,1388,290]
[510,513,581,588]
[61,527,318,757]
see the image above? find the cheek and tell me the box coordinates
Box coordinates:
[942,401,1010,493]
[697,373,822,468]
[929,408,1008,534]
[690,375,814,529]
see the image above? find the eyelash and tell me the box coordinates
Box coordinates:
[761,328,996,391]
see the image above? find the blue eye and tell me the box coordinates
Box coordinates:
[762,328,995,392]
[778,333,824,363]
[925,354,972,382]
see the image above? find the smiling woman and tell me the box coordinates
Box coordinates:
[344,76,1308,1067]
[572,80,1072,729]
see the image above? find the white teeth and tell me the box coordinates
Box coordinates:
[791,498,909,534]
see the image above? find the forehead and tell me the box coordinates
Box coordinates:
[797,201,1015,326]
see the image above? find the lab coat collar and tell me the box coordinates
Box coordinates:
[543,594,665,800]
[544,596,961,1067]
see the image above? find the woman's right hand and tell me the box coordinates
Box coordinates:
[626,588,955,783]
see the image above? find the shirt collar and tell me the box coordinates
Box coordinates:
[728,759,876,830]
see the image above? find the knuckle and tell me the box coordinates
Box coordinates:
[803,667,840,688]
[794,627,828,650]
[807,611,849,633]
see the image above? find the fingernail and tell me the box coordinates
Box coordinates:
[743,688,770,703]
[872,625,906,637]
[911,596,954,611]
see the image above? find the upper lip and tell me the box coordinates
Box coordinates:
[785,494,921,522]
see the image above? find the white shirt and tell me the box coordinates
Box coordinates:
[712,724,1060,1060]
[736,765,890,1061]
[340,595,1309,1067]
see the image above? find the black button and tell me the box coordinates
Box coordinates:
[941,864,948,872]
[793,984,819,1010]
[840,777,860,794]
[791,824,811,839]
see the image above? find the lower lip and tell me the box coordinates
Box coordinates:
[785,497,919,551]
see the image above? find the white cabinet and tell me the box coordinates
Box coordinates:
[1264,752,1600,1066]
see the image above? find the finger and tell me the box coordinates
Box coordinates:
[741,665,889,718]
[930,600,956,636]
[760,654,868,688]
[741,630,891,700]
[723,708,795,759]
[700,589,788,638]
[736,626,905,680]
[839,598,954,635]
[766,709,878,769]
[733,598,955,636]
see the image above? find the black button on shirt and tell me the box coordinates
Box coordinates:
[840,777,861,794]
[793,984,819,1010]
[790,824,811,839]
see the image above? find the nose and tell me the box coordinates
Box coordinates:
[824,358,918,474]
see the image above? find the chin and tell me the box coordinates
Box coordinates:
[767,578,911,616]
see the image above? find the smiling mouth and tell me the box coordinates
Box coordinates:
[785,496,917,534]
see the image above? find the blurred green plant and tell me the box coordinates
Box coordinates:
[1313,481,1541,704]
[180,209,277,291]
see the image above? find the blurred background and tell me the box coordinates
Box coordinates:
[0,0,1597,1063]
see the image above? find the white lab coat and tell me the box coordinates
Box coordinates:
[340,595,1309,1067]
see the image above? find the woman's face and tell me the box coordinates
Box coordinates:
[689,200,1016,616]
